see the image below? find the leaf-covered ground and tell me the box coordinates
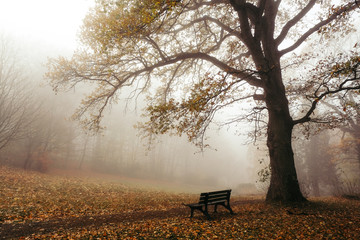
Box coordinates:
[1,166,360,239]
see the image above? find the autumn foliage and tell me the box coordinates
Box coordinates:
[1,166,360,239]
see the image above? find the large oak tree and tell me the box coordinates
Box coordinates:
[47,0,360,202]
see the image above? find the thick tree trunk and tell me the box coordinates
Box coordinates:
[265,102,306,202]
[264,69,306,202]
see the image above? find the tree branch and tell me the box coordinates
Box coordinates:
[129,51,263,88]
[276,0,317,46]
[279,1,359,56]
[293,81,360,125]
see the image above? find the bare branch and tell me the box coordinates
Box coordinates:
[293,74,360,125]
[280,1,360,56]
[276,0,317,46]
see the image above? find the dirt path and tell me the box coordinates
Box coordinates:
[0,200,261,239]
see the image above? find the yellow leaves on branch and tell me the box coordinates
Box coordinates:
[330,55,360,78]
[82,0,181,53]
[317,2,357,37]
[141,72,233,143]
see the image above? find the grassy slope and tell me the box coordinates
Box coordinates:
[1,166,360,239]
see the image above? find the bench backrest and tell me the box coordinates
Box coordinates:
[198,189,231,204]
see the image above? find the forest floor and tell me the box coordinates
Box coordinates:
[1,166,360,239]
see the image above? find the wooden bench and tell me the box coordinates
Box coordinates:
[184,189,234,219]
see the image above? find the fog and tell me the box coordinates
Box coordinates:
[0,31,259,194]
[0,1,359,197]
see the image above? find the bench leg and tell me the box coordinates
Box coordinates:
[198,206,211,220]
[225,203,234,214]
[189,206,211,219]
[215,203,234,215]
[204,205,211,220]
[190,208,194,218]
[187,205,212,220]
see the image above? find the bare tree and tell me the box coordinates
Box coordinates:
[0,35,37,151]
[47,0,360,202]
[323,93,360,170]
[21,97,80,171]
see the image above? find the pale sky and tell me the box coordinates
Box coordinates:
[0,0,94,50]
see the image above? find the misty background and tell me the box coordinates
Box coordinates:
[0,0,358,197]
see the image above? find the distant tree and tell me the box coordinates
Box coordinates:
[322,93,360,170]
[21,102,78,171]
[47,0,360,202]
[0,35,36,151]
[295,131,341,196]
[323,98,360,195]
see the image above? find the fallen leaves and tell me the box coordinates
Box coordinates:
[0,166,194,225]
[1,166,360,239]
